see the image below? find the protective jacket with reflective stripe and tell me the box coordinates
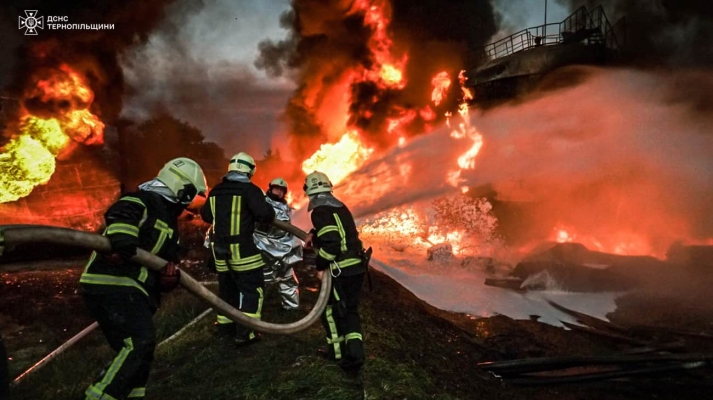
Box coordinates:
[311,203,365,276]
[201,178,275,272]
[80,190,182,308]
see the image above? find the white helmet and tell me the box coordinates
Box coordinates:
[228,152,256,177]
[303,171,333,195]
[269,177,288,192]
[156,157,207,204]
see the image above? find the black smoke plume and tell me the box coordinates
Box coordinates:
[1,0,199,125]
[255,0,497,160]
[557,0,713,67]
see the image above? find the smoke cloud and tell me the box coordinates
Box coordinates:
[120,0,294,159]
[1,0,196,125]
[331,67,713,256]
[255,0,498,162]
[557,0,713,67]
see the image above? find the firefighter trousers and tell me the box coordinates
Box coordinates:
[263,259,300,310]
[83,293,156,400]
[320,272,365,372]
[215,268,264,341]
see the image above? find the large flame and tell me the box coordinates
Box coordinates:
[0,64,105,203]
[431,71,451,106]
[551,226,657,257]
[0,118,68,203]
[301,131,374,185]
[354,0,407,89]
[300,1,404,184]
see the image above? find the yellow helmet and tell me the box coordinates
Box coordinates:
[228,152,256,177]
[269,177,288,191]
[303,171,333,195]
[156,157,207,204]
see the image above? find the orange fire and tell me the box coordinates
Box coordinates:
[0,64,104,203]
[360,195,501,256]
[551,225,655,256]
[431,71,452,106]
[353,0,407,89]
[360,206,467,254]
[301,131,374,186]
[301,0,406,185]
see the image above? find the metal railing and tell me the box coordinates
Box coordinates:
[477,5,622,63]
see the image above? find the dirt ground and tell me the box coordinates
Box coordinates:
[2,253,712,399]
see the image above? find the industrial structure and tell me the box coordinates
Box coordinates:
[465,5,626,104]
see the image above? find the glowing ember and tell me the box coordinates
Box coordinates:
[0,117,68,203]
[302,131,374,185]
[431,71,452,106]
[360,195,501,257]
[360,206,466,254]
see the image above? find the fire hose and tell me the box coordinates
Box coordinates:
[0,220,331,335]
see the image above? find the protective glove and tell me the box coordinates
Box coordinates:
[158,262,181,292]
[303,232,315,250]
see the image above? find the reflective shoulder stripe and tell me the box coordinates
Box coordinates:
[155,219,172,233]
[318,248,337,261]
[79,273,148,296]
[317,225,339,237]
[231,195,242,236]
[106,223,140,237]
[151,219,174,254]
[333,213,347,252]
[119,196,146,208]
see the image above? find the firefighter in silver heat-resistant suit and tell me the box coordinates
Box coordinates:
[253,177,303,310]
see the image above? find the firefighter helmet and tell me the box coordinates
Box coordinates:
[228,152,256,177]
[269,177,288,192]
[303,171,333,195]
[156,157,207,205]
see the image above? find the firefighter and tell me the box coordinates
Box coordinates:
[303,171,368,372]
[201,152,275,346]
[80,157,207,400]
[253,178,302,311]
